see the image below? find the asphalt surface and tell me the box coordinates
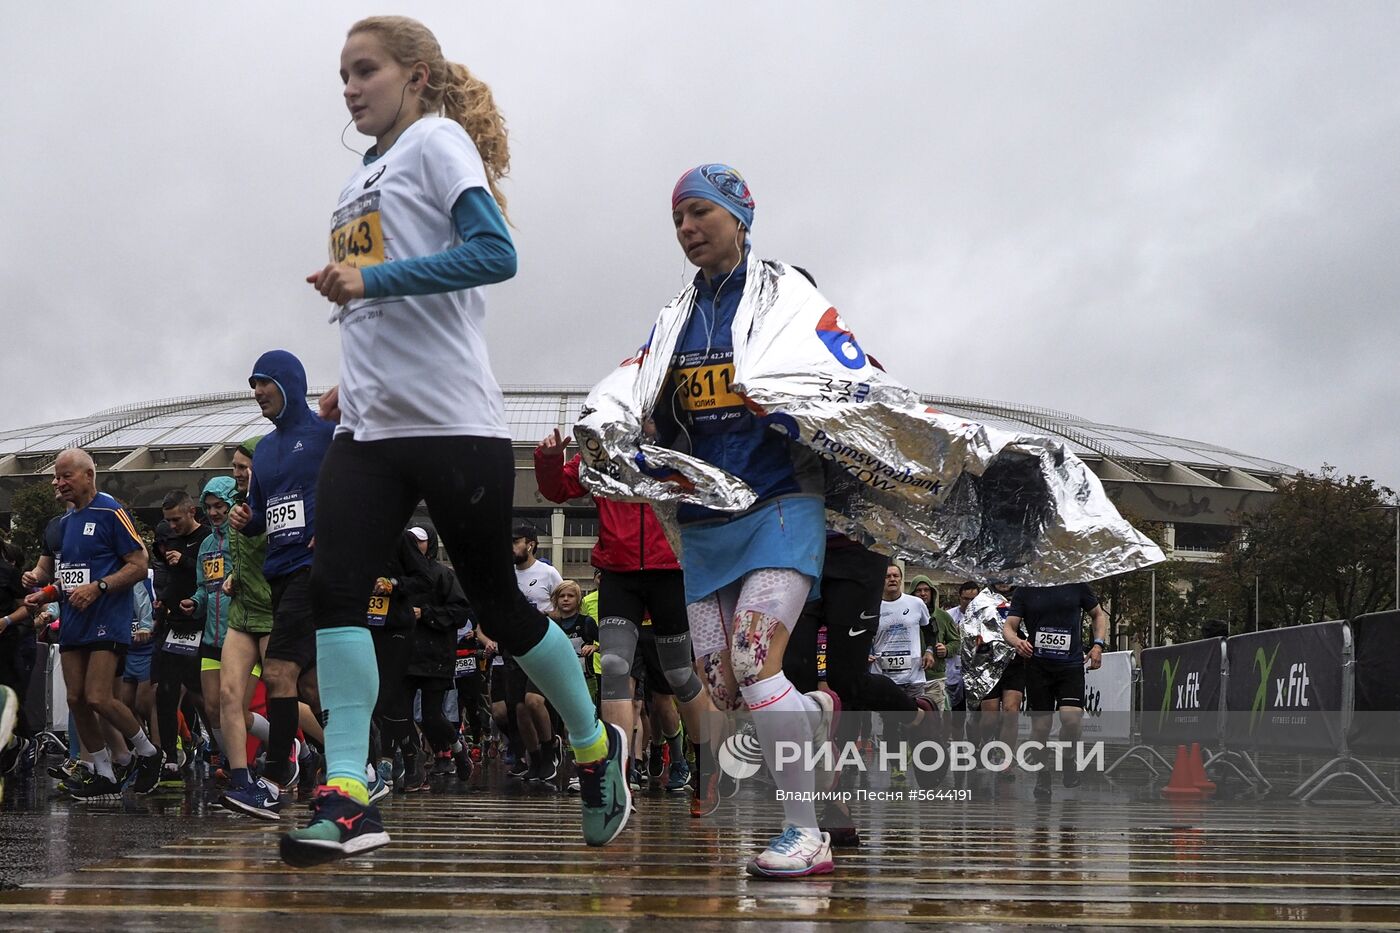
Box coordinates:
[0,772,216,890]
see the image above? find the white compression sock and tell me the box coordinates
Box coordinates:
[741,672,822,830]
[249,713,271,742]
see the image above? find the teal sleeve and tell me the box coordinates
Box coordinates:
[360,188,516,298]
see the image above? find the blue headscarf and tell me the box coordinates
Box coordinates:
[671,163,755,230]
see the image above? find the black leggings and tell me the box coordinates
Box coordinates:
[783,543,917,714]
[154,649,203,758]
[371,626,415,751]
[309,435,551,659]
[455,672,488,744]
[414,680,456,753]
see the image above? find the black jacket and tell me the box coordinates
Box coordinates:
[404,526,470,682]
[156,521,209,633]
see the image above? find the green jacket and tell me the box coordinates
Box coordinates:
[909,574,959,678]
[229,437,273,632]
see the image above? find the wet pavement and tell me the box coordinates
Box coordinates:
[3,758,1400,931]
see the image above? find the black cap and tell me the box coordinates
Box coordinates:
[512,523,538,542]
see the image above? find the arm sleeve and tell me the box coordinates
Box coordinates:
[360,188,516,298]
[535,451,587,503]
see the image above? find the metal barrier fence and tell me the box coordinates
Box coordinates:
[1111,615,1399,804]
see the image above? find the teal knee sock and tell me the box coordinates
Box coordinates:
[316,626,378,796]
[515,622,603,754]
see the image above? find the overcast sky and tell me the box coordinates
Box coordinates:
[4,3,1397,489]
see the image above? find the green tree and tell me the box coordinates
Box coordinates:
[1096,515,1200,648]
[7,481,63,567]
[1206,466,1396,628]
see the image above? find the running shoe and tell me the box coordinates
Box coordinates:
[281,738,303,790]
[746,825,834,878]
[279,786,389,868]
[367,765,392,805]
[123,750,166,796]
[820,801,862,849]
[690,771,721,818]
[430,753,456,777]
[68,768,124,801]
[298,744,322,797]
[453,745,473,782]
[1,736,33,777]
[48,760,79,782]
[647,742,665,780]
[400,745,428,793]
[566,775,581,795]
[628,765,643,791]
[577,722,632,847]
[1034,769,1053,801]
[665,759,691,794]
[158,761,185,789]
[221,776,283,820]
[538,737,560,783]
[506,757,530,781]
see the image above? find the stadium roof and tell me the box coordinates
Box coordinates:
[0,387,1295,480]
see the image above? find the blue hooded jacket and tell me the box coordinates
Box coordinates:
[240,349,334,579]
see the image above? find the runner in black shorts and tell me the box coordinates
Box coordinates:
[228,350,330,816]
[1005,582,1109,799]
[535,428,716,813]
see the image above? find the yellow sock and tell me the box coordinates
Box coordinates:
[571,723,610,765]
[329,776,369,805]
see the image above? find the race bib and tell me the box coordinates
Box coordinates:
[202,554,226,582]
[673,359,742,413]
[367,594,390,627]
[329,192,386,268]
[163,628,202,656]
[266,494,306,537]
[880,652,911,672]
[1034,627,1072,657]
[455,655,478,676]
[57,562,91,590]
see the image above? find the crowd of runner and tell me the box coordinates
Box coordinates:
[0,13,1113,881]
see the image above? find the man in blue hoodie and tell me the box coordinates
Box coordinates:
[228,350,333,816]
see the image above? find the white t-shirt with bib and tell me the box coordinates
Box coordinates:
[870,593,930,686]
[328,117,509,441]
[515,560,563,614]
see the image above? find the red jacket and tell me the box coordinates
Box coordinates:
[533,449,680,573]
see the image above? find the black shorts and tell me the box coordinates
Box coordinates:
[59,641,128,656]
[632,625,673,698]
[1025,660,1086,711]
[502,656,541,707]
[597,569,687,637]
[985,656,1026,700]
[198,642,222,663]
[267,568,317,670]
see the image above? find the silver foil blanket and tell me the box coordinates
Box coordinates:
[959,589,1017,706]
[574,253,1164,584]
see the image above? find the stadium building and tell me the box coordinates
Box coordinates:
[0,388,1296,581]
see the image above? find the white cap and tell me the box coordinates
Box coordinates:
[408,526,428,542]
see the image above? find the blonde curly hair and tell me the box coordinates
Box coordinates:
[348,16,511,220]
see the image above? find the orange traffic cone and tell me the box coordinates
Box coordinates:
[1188,742,1216,798]
[1162,744,1204,800]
